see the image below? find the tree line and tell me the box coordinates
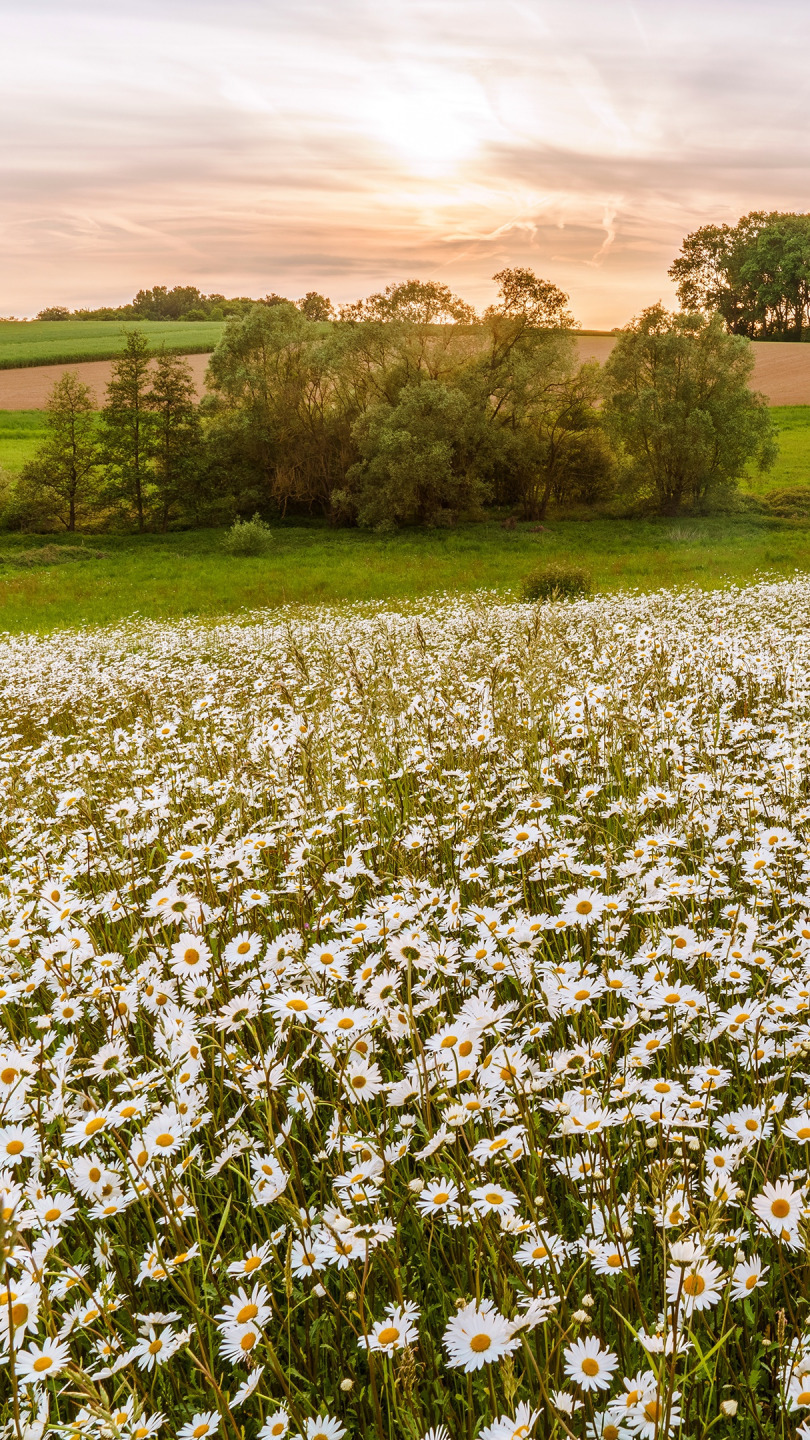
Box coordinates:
[13,270,776,531]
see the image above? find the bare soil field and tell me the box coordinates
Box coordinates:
[576,336,810,405]
[0,352,212,407]
[1,337,810,408]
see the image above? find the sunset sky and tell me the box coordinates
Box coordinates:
[4,0,810,326]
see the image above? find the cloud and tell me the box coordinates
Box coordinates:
[2,0,810,324]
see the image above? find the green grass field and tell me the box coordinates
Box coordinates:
[0,319,224,369]
[0,516,807,634]
[0,410,48,472]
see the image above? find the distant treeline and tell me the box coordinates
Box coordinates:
[36,287,337,324]
[10,270,775,533]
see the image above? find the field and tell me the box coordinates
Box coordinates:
[2,578,810,1440]
[0,319,225,370]
[0,518,806,632]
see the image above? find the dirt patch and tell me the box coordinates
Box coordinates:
[0,353,211,409]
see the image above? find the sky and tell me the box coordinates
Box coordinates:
[3,0,810,327]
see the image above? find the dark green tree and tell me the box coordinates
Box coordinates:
[602,304,776,515]
[148,352,201,530]
[297,292,335,321]
[16,372,100,530]
[669,212,810,340]
[344,380,489,528]
[101,330,154,530]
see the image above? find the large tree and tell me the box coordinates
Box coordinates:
[148,351,201,530]
[101,330,154,530]
[17,372,101,530]
[602,305,776,515]
[669,212,810,340]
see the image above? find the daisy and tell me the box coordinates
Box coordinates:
[665,1259,724,1313]
[730,1255,768,1300]
[258,1413,289,1440]
[563,1337,619,1392]
[358,1302,420,1354]
[416,1178,459,1216]
[177,1413,219,1440]
[303,1419,346,1440]
[470,1184,519,1218]
[15,1338,71,1385]
[169,934,212,979]
[442,1299,519,1371]
[752,1179,804,1237]
[217,1284,273,1330]
[479,1405,540,1440]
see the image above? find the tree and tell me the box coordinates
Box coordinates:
[669,212,810,340]
[101,330,154,530]
[486,268,577,328]
[16,372,100,530]
[340,279,475,325]
[148,352,201,530]
[602,304,776,515]
[344,380,489,528]
[36,306,71,321]
[297,292,334,321]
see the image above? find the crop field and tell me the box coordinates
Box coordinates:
[0,320,225,371]
[2,579,810,1440]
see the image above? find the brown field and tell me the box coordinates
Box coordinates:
[1,337,810,409]
[0,352,212,408]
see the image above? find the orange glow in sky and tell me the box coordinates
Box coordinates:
[3,1,810,326]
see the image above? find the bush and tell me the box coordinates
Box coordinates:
[761,486,810,518]
[522,561,592,602]
[221,513,273,557]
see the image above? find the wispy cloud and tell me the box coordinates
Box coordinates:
[3,0,810,323]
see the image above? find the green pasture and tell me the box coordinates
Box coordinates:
[0,319,224,370]
[0,516,807,634]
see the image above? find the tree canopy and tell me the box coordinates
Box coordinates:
[603,304,776,514]
[669,211,810,340]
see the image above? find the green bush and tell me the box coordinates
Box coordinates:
[761,486,810,518]
[221,513,273,557]
[521,560,592,601]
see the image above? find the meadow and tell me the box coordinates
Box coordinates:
[0,320,224,370]
[0,518,805,633]
[2,578,810,1440]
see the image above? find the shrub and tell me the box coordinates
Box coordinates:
[761,486,810,518]
[521,560,592,602]
[221,513,273,557]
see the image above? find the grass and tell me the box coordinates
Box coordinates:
[0,319,224,369]
[743,403,810,495]
[0,516,808,633]
[0,410,49,473]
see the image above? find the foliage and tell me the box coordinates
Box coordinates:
[669,211,810,339]
[221,512,274,556]
[100,330,155,531]
[759,485,810,517]
[603,305,777,515]
[344,380,490,528]
[521,559,592,600]
[148,351,202,530]
[486,266,578,328]
[14,372,101,531]
[1,582,810,1438]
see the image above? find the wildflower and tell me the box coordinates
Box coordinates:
[443,1299,519,1371]
[564,1337,619,1392]
[752,1179,804,1237]
[358,1302,420,1353]
[15,1338,71,1384]
[177,1414,219,1440]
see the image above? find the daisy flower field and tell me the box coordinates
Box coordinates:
[2,579,810,1439]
